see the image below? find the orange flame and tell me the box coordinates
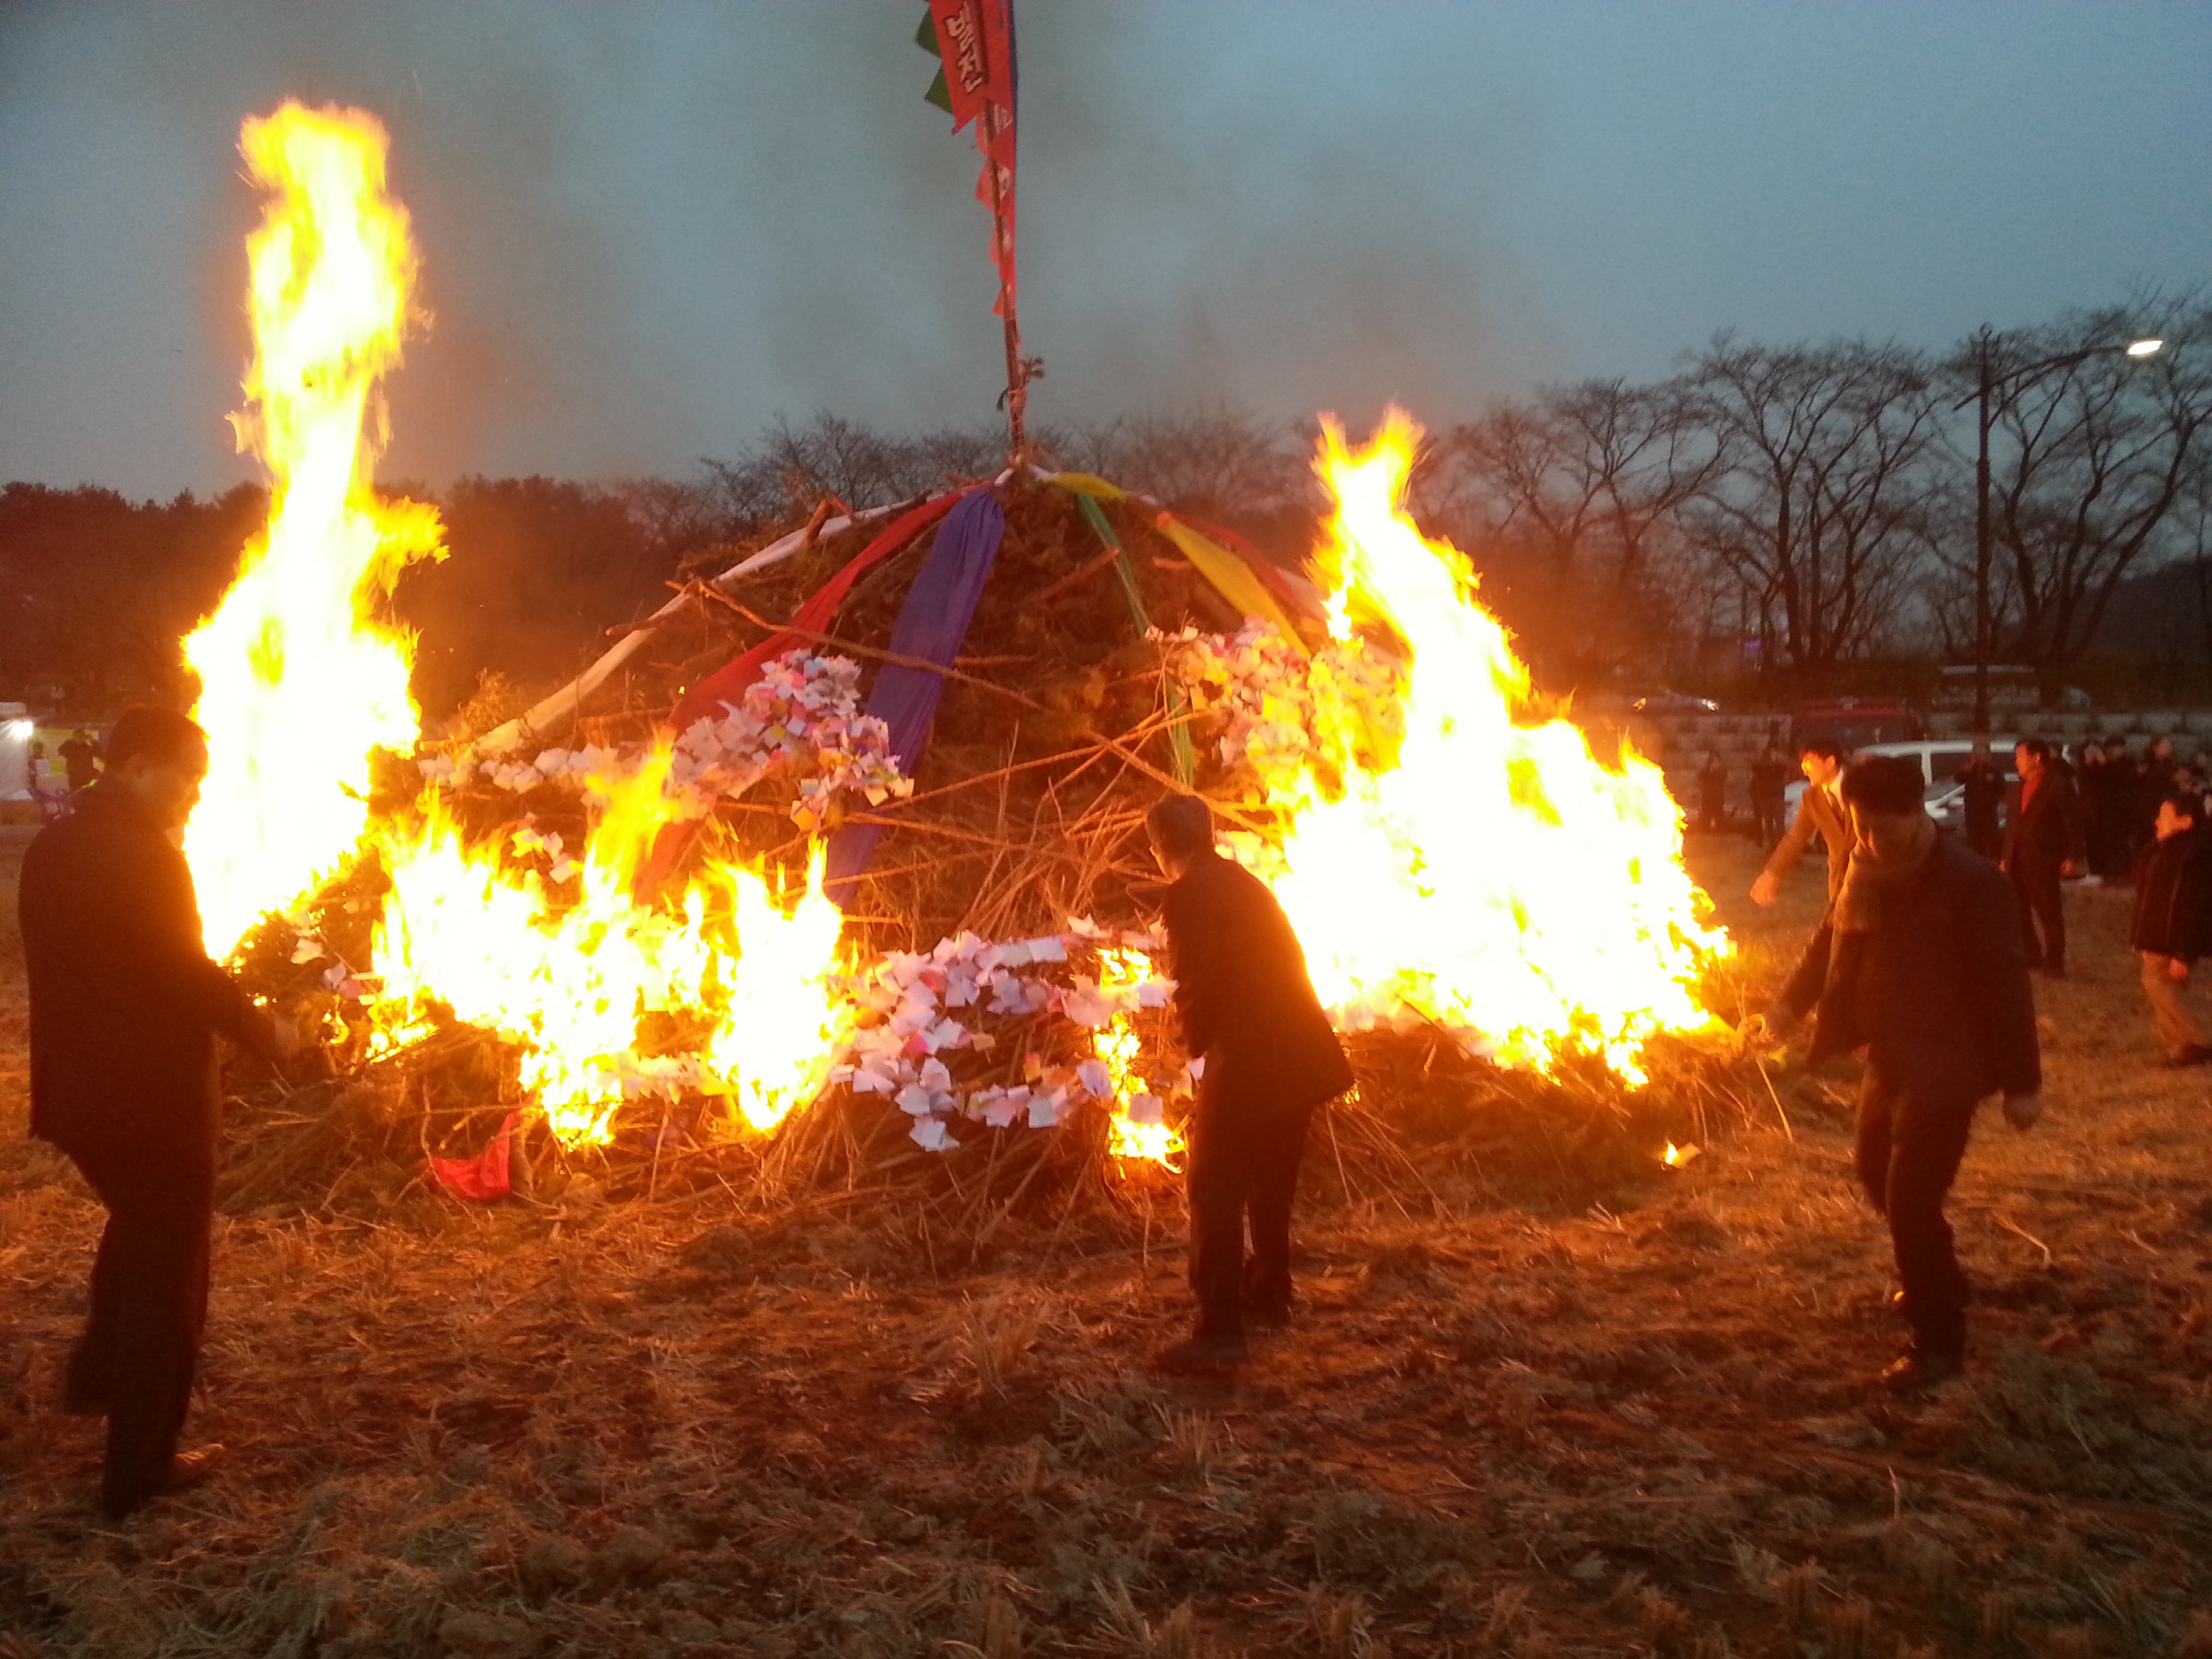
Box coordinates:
[1092,945,1183,1167]
[183,102,441,958]
[369,750,848,1147]
[1253,412,1726,1082]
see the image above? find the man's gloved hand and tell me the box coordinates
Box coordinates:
[2002,1092,2043,1131]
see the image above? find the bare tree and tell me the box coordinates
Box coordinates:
[1678,337,1944,674]
[1055,408,1308,515]
[1418,379,1723,681]
[1946,296,2212,681]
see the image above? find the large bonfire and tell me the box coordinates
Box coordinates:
[184,101,1731,1188]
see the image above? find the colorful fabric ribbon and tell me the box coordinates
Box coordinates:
[1071,494,1195,786]
[825,489,1007,899]
[667,491,961,739]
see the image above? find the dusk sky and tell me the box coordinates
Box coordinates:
[2,3,2207,500]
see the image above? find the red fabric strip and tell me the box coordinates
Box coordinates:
[665,492,959,739]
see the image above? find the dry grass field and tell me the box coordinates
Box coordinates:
[3,832,2209,1658]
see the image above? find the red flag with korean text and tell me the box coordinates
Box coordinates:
[924,0,1018,318]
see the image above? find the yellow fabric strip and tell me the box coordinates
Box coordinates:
[1043,472,1126,501]
[1152,514,1311,658]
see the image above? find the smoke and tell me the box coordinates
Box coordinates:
[0,2,1553,498]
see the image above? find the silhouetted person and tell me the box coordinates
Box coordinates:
[57,728,100,792]
[2130,790,2212,1068]
[1809,756,2041,1392]
[2135,736,2179,864]
[1147,794,1352,1371]
[19,706,297,1519]
[2005,738,2084,979]
[1748,746,1789,846]
[1959,743,2005,862]
[1696,751,1727,833]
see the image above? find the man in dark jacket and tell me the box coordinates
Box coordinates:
[2129,791,2212,1066]
[1958,743,2006,862]
[1747,746,1790,847]
[19,706,295,1518]
[2004,738,2084,978]
[1810,756,2041,1391]
[1147,794,1353,1371]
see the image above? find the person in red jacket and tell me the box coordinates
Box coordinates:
[1810,757,2042,1392]
[18,706,297,1518]
[2129,791,2212,1067]
[2004,739,2085,978]
[1147,794,1353,1371]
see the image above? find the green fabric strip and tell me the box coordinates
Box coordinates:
[1073,493,1194,786]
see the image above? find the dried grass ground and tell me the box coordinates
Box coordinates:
[3,833,2210,1659]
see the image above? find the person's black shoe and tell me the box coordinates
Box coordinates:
[1878,1351,1961,1394]
[60,1390,110,1418]
[2039,964,2067,982]
[1152,1332,1248,1372]
[2160,1043,2212,1069]
[1245,1301,1291,1333]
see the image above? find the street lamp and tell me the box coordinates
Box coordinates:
[1957,329,2165,741]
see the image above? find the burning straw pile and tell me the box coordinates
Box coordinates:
[193,101,1759,1243]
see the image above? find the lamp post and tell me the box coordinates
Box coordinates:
[1959,331,2165,742]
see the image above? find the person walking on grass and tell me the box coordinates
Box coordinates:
[1748,745,1789,847]
[1147,793,1352,1371]
[2005,739,2084,979]
[18,706,298,1519]
[1808,756,2041,1393]
[2129,790,2212,1069]
[1744,738,1854,1038]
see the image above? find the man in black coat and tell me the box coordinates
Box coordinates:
[2004,738,2084,978]
[1147,794,1353,1371]
[2129,791,2212,1066]
[1810,757,2041,1392]
[19,706,295,1518]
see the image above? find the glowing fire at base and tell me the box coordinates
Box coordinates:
[183,102,442,958]
[1093,946,1183,1167]
[370,750,848,1147]
[1251,412,1727,1083]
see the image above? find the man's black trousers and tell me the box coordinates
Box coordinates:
[1854,1076,1976,1359]
[2010,859,2065,972]
[59,1135,215,1518]
[1184,1085,1316,1340]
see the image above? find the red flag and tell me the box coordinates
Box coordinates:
[927,0,1017,318]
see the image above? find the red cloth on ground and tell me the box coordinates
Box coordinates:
[427,1112,519,1201]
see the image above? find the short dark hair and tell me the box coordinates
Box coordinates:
[105,706,207,772]
[2014,737,2050,760]
[1798,737,1843,763]
[1840,755,1925,818]
[1146,793,1214,861]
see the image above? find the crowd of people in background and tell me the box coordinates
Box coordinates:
[1735,729,2212,1075]
[26,728,102,823]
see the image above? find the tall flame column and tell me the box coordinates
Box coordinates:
[183,102,442,958]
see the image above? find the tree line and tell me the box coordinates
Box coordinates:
[5,291,2209,721]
